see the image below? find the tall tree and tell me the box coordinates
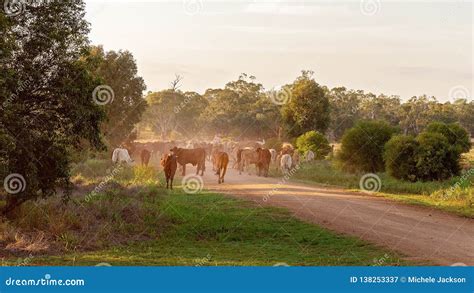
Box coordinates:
[85,46,147,147]
[327,87,362,141]
[398,95,437,135]
[0,1,105,216]
[200,74,276,139]
[452,99,474,136]
[281,71,330,137]
[359,93,401,125]
[142,89,207,140]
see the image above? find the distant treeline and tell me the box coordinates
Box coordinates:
[141,71,473,142]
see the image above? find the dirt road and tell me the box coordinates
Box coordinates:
[198,166,474,266]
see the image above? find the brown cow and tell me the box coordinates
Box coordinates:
[140,149,151,167]
[214,152,229,184]
[161,153,177,189]
[237,148,259,175]
[171,147,206,176]
[256,148,271,177]
[211,145,224,171]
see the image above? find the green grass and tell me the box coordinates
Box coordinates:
[29,189,410,266]
[271,160,467,195]
[269,160,474,217]
[374,191,474,218]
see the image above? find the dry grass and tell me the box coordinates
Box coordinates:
[0,164,168,257]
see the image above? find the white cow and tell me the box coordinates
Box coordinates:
[269,149,277,163]
[280,154,292,174]
[305,150,315,162]
[112,148,133,164]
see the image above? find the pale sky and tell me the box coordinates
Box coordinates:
[84,0,473,102]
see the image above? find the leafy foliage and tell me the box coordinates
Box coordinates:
[201,74,281,139]
[142,89,208,140]
[384,122,469,182]
[415,132,458,181]
[338,121,398,172]
[327,92,474,140]
[295,131,331,160]
[85,46,147,147]
[384,135,419,181]
[425,122,471,154]
[282,71,330,137]
[0,1,105,215]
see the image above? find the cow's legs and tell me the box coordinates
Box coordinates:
[221,165,227,183]
[182,164,186,176]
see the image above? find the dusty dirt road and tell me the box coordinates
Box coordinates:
[196,165,474,266]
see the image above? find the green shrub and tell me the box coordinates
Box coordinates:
[339,121,398,172]
[383,123,469,182]
[425,122,471,154]
[295,131,331,160]
[384,135,419,181]
[415,132,459,181]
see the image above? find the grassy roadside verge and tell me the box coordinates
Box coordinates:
[30,189,410,266]
[1,160,412,266]
[269,160,473,218]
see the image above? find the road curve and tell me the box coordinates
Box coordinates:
[198,166,474,266]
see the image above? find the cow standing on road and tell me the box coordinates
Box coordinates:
[171,147,206,176]
[214,152,229,184]
[280,154,292,175]
[256,148,272,177]
[237,148,259,175]
[161,153,177,189]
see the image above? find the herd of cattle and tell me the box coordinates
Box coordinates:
[111,140,317,189]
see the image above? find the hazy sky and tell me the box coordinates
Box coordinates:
[84,0,473,102]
